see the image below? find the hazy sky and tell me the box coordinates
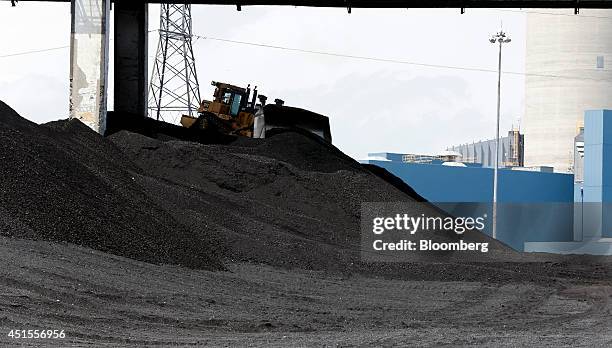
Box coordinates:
[0,3,530,159]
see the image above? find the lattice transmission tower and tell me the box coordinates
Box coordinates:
[148,4,201,122]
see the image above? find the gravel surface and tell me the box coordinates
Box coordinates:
[0,237,611,347]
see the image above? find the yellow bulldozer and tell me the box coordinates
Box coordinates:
[180,81,332,142]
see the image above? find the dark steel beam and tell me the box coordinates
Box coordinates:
[12,0,612,9]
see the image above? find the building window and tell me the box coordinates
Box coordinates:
[597,56,604,69]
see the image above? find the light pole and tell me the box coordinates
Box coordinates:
[489,30,511,240]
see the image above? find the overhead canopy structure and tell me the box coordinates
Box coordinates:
[14,0,612,8]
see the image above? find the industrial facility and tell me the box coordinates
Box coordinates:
[362,109,612,254]
[5,2,612,254]
[447,129,524,168]
[4,1,612,346]
[359,10,612,256]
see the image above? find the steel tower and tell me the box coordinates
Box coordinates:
[148,4,201,122]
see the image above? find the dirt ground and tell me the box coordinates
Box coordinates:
[1,236,611,347]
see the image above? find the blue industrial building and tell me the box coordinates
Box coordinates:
[362,110,612,254]
[361,160,572,203]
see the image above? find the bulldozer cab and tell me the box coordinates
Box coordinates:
[182,81,257,137]
[209,81,250,117]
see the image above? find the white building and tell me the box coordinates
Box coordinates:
[524,10,612,172]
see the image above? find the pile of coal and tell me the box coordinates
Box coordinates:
[110,127,513,272]
[1,99,513,276]
[0,101,223,270]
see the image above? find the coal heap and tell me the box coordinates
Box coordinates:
[110,127,512,271]
[0,101,223,270]
[1,100,512,273]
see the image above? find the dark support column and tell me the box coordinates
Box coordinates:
[114,1,148,117]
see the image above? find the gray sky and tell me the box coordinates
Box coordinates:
[0,3,529,159]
